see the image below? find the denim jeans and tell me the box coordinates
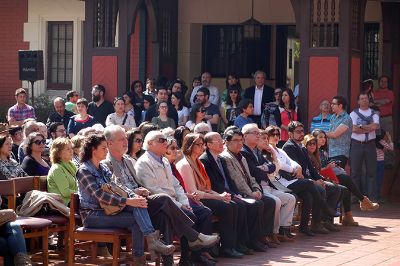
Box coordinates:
[83,206,154,256]
[376,160,385,199]
[0,222,27,266]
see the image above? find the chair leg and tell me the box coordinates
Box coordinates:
[42,227,49,266]
[67,233,74,266]
[91,242,98,261]
[112,237,121,266]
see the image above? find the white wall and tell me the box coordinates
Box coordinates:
[24,0,85,97]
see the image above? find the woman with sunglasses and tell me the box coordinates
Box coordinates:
[278,89,298,147]
[185,103,212,131]
[312,129,379,224]
[21,132,50,176]
[106,97,136,131]
[126,129,145,164]
[265,126,331,236]
[0,135,27,180]
[221,85,242,127]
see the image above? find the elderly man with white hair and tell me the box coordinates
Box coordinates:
[46,97,74,129]
[193,122,211,136]
[105,127,218,265]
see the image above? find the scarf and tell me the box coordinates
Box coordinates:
[171,163,186,191]
[185,156,211,192]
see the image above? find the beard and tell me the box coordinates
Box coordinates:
[92,95,101,102]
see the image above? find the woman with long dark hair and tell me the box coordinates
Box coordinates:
[126,129,145,163]
[21,132,50,176]
[171,92,189,127]
[0,135,26,180]
[278,89,298,146]
[185,104,211,131]
[130,80,145,110]
[221,85,242,127]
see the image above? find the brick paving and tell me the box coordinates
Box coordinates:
[217,202,400,266]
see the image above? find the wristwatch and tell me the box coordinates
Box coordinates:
[358,124,362,129]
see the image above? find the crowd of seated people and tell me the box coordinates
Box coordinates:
[1,72,393,265]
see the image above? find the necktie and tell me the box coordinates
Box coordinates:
[216,157,230,190]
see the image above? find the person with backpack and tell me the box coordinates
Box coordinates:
[349,93,380,200]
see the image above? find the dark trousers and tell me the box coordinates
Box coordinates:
[338,174,364,201]
[287,179,322,228]
[315,181,342,220]
[231,198,249,247]
[259,195,276,236]
[201,199,238,249]
[329,155,348,168]
[234,197,264,244]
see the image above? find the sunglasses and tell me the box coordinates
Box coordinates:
[134,138,143,143]
[307,142,317,146]
[197,109,206,113]
[229,91,239,94]
[32,139,46,145]
[155,138,167,144]
[270,132,280,137]
[199,131,209,135]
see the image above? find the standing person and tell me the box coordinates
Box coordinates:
[234,99,254,130]
[190,72,220,106]
[65,90,79,113]
[47,137,77,205]
[220,128,277,243]
[105,97,136,131]
[7,88,36,127]
[200,132,267,253]
[171,92,189,127]
[151,102,176,129]
[243,71,274,127]
[8,126,23,160]
[375,130,394,202]
[46,97,75,129]
[374,75,394,136]
[325,96,353,168]
[310,100,332,133]
[176,133,245,258]
[221,85,241,127]
[21,132,50,176]
[76,133,177,264]
[88,84,114,126]
[349,93,380,199]
[278,88,298,146]
[241,124,296,243]
[195,87,220,132]
[67,98,97,137]
[261,88,282,129]
[145,88,178,126]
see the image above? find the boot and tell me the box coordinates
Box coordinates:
[14,253,32,266]
[360,196,379,211]
[133,255,147,266]
[97,246,111,257]
[145,230,176,260]
[342,212,359,226]
[188,233,220,251]
[271,234,281,245]
[310,223,329,234]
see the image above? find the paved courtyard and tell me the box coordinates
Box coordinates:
[217,202,400,266]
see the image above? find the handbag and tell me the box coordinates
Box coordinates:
[99,182,128,215]
[0,209,17,226]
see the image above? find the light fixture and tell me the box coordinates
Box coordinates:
[242,0,262,40]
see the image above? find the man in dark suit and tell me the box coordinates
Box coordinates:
[201,132,267,253]
[282,121,343,233]
[244,70,274,127]
[145,87,178,125]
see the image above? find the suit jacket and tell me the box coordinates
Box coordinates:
[199,149,239,195]
[240,145,276,187]
[220,150,262,197]
[243,85,275,112]
[282,139,323,181]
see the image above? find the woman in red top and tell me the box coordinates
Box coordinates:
[278,89,298,147]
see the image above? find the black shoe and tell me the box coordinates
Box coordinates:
[221,248,244,258]
[323,221,340,232]
[236,244,253,255]
[179,257,195,266]
[249,241,267,252]
[323,207,338,217]
[283,227,296,238]
[311,223,330,234]
[196,255,216,266]
[299,227,315,236]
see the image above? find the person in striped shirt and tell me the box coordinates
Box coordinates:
[310,100,332,133]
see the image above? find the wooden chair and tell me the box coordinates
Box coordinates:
[68,193,132,266]
[0,178,52,266]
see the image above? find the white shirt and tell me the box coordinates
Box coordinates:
[350,108,379,141]
[269,145,299,187]
[105,112,136,128]
[190,85,220,106]
[177,106,189,126]
[253,86,264,115]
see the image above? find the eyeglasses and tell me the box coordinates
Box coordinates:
[134,138,143,143]
[246,131,260,136]
[197,109,206,113]
[32,139,46,145]
[159,105,168,109]
[199,131,209,135]
[331,102,339,106]
[270,132,280,137]
[307,142,317,146]
[193,142,205,146]
[155,138,167,144]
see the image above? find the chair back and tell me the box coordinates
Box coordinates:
[0,179,15,209]
[13,176,36,194]
[69,193,79,230]
[34,176,48,191]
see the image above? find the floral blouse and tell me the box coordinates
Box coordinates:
[0,158,27,180]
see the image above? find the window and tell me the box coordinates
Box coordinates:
[94,0,119,47]
[363,23,379,80]
[202,25,271,78]
[47,22,73,90]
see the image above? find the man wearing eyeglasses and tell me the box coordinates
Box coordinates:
[326,96,353,168]
[104,126,219,265]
